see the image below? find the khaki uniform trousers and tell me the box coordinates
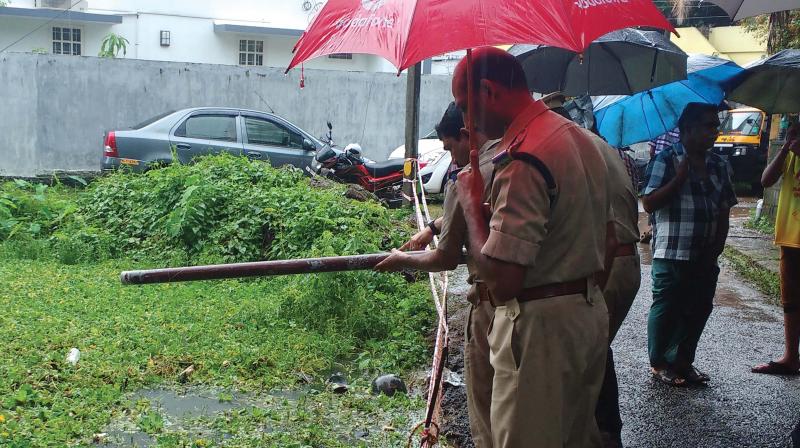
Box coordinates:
[604,254,641,341]
[464,286,495,448]
[595,253,642,438]
[489,281,609,448]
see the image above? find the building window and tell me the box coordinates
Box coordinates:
[160,30,170,47]
[328,53,353,60]
[239,39,263,66]
[52,27,81,56]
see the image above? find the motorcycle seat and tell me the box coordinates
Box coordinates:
[365,159,405,178]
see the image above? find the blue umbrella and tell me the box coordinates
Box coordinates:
[593,54,743,147]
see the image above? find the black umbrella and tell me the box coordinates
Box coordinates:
[706,0,800,21]
[508,28,687,96]
[729,50,800,114]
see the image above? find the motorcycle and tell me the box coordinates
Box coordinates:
[314,123,421,207]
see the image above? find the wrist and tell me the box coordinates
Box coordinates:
[427,220,440,236]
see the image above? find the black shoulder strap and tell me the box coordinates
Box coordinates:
[510,152,558,209]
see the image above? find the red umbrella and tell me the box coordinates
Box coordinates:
[287,0,675,73]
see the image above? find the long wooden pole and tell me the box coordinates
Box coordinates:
[120,251,460,285]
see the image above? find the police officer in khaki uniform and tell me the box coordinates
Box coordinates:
[454,48,612,448]
[594,145,642,448]
[377,102,499,447]
[541,97,642,448]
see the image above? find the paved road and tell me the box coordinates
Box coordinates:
[615,244,800,447]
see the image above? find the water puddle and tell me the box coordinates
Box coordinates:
[715,286,777,322]
[136,388,244,420]
[97,386,312,446]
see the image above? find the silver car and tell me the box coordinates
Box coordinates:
[102,107,324,173]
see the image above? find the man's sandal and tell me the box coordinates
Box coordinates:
[651,368,687,387]
[751,361,800,376]
[684,366,710,384]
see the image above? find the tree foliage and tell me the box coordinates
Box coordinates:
[742,11,800,53]
[98,33,129,58]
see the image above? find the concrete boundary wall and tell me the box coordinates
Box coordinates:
[0,53,454,177]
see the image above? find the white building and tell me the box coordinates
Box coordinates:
[0,0,410,72]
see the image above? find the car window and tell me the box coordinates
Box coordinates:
[175,115,237,141]
[132,110,177,130]
[244,117,303,148]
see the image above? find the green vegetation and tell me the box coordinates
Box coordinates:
[744,210,776,235]
[743,11,800,53]
[98,33,129,58]
[722,247,781,305]
[0,155,433,446]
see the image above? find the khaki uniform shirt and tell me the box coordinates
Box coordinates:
[598,147,641,246]
[483,101,611,288]
[438,139,501,283]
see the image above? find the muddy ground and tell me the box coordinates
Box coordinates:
[439,266,475,448]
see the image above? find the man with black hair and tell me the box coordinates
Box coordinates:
[455,47,612,448]
[376,101,499,447]
[642,102,737,386]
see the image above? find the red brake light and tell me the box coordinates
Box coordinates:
[104,131,118,157]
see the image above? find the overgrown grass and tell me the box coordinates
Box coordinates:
[0,155,435,446]
[722,246,781,305]
[743,209,776,236]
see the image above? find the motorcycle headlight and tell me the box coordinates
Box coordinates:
[418,149,446,166]
[733,146,748,156]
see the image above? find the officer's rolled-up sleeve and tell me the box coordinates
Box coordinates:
[437,181,467,259]
[481,161,550,267]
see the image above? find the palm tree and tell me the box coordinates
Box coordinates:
[671,0,690,23]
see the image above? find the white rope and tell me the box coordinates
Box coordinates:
[410,171,448,324]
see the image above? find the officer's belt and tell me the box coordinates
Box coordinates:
[477,278,589,305]
[517,278,588,303]
[614,243,636,258]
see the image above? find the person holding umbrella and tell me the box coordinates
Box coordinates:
[642,102,737,386]
[455,47,614,447]
[751,124,800,376]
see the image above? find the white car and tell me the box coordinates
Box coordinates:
[388,130,452,194]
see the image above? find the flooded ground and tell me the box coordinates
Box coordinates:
[614,260,798,447]
[96,382,423,447]
[97,387,282,447]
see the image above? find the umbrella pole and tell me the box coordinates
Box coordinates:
[466,48,477,155]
